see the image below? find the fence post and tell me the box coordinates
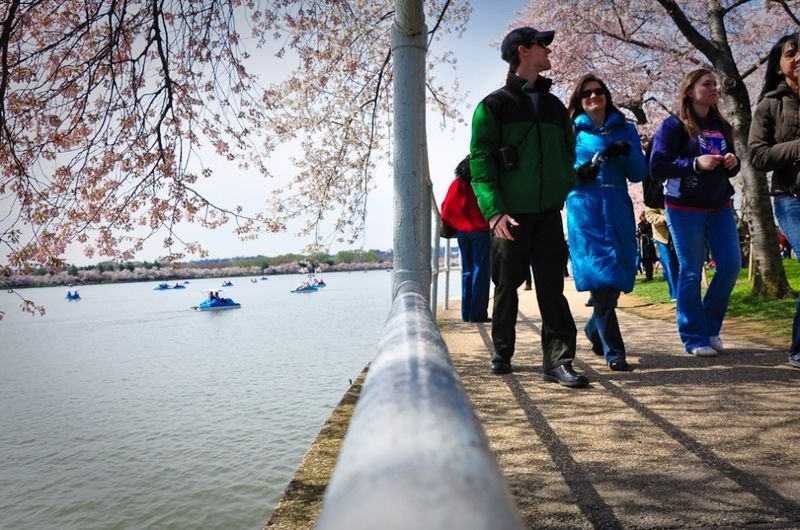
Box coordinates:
[391,2,431,300]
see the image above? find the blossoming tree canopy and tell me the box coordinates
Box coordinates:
[0,0,470,279]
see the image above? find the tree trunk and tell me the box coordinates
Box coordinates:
[391,0,431,299]
[736,154,793,299]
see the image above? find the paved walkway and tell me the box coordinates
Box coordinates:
[438,278,800,529]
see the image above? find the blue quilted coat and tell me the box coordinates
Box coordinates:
[567,111,647,293]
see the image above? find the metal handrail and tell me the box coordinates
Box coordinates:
[430,198,455,319]
[314,281,525,530]
[443,237,453,309]
[431,200,441,320]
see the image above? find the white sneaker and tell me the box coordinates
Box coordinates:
[789,352,800,369]
[709,336,724,353]
[689,346,718,357]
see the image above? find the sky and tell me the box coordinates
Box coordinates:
[59,0,531,265]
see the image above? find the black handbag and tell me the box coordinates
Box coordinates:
[440,222,456,239]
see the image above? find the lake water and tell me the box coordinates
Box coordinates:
[0,270,460,529]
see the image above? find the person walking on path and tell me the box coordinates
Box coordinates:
[642,135,680,299]
[441,155,491,323]
[650,68,741,357]
[748,33,800,369]
[565,74,647,372]
[645,207,680,301]
[637,212,656,281]
[469,26,587,387]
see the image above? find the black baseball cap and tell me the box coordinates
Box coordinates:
[500,27,555,62]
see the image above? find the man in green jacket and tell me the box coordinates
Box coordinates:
[470,26,587,387]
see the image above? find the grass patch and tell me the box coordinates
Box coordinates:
[630,258,799,338]
[630,275,673,305]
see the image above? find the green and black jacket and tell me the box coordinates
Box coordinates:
[469,73,575,220]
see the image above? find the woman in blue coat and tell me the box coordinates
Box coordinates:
[566,74,647,371]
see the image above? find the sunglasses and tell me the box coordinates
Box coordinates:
[580,88,606,99]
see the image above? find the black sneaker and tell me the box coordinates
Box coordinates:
[608,359,630,372]
[490,353,512,374]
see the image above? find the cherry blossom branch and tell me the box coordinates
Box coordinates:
[767,0,800,26]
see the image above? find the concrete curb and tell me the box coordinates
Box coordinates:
[264,367,368,530]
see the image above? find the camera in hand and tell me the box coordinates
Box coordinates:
[497,145,519,171]
[576,153,602,182]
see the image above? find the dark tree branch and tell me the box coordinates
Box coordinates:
[722,0,754,16]
[768,0,800,26]
[0,0,20,141]
[427,0,451,46]
[655,0,722,64]
[741,54,770,81]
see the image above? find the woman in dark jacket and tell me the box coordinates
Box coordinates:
[650,68,741,357]
[748,33,800,369]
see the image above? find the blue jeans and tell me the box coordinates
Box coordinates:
[585,288,625,363]
[666,205,741,351]
[655,240,679,299]
[456,230,491,322]
[773,195,800,353]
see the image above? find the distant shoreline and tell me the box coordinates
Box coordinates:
[4,261,393,289]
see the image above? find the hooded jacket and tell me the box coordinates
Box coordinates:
[566,111,647,293]
[748,81,800,196]
[469,73,575,220]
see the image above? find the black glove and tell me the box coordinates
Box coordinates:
[576,161,600,182]
[603,140,632,159]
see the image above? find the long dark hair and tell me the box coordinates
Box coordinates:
[508,54,521,77]
[758,33,798,102]
[455,154,471,182]
[678,68,733,141]
[566,74,622,121]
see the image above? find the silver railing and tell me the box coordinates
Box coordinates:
[314,281,524,530]
[431,200,441,320]
[430,199,455,320]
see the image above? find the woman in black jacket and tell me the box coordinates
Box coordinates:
[748,33,800,369]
